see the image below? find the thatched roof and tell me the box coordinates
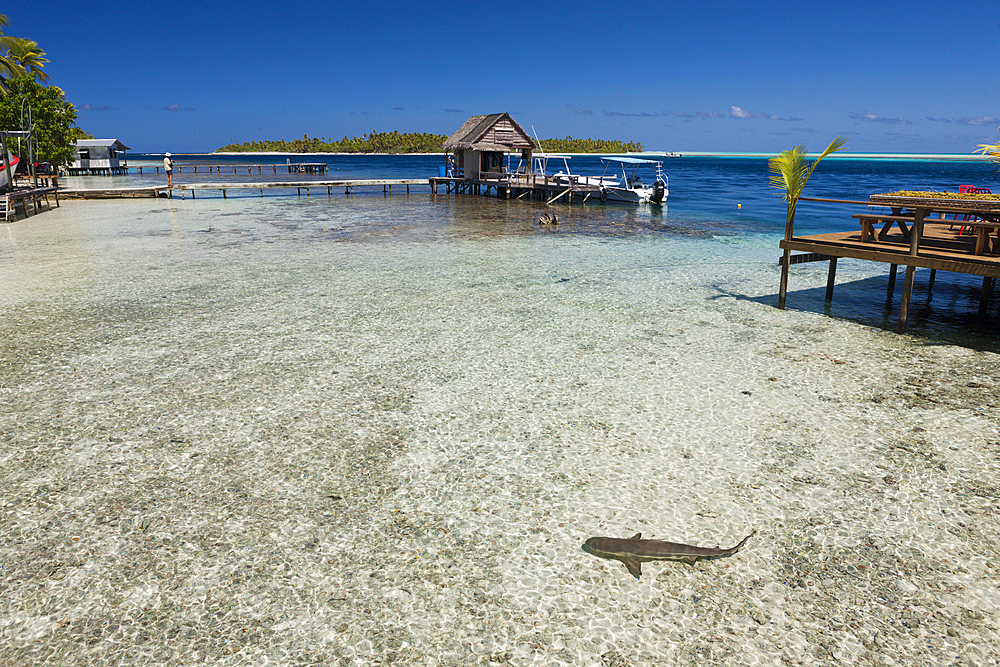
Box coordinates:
[442,113,535,152]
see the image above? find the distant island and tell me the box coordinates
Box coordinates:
[215,131,643,154]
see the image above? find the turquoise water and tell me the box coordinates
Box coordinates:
[65,153,1000,341]
[3,157,1000,665]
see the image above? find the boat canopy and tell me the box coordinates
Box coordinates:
[534,153,572,159]
[601,156,662,164]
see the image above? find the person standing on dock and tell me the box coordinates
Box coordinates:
[164,153,174,187]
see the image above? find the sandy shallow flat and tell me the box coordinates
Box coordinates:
[2,197,999,666]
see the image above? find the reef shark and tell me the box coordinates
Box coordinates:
[582,530,756,578]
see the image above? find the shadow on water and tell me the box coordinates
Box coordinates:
[716,270,1000,352]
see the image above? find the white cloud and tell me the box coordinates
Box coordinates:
[730,106,781,120]
[850,111,911,125]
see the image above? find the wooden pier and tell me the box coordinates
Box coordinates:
[132,162,329,176]
[430,173,602,204]
[169,179,425,199]
[59,179,429,200]
[59,174,597,202]
[778,195,1000,332]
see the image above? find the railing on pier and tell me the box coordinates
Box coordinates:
[133,162,329,177]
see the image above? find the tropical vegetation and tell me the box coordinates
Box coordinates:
[769,136,848,231]
[216,132,448,154]
[0,77,79,168]
[0,13,84,170]
[975,131,1000,165]
[532,137,643,154]
[0,15,50,91]
[216,132,643,154]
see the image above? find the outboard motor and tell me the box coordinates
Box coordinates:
[650,181,665,204]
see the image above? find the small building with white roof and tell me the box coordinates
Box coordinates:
[67,139,131,175]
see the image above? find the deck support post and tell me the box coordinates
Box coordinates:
[980,277,993,315]
[778,249,791,309]
[887,264,897,295]
[897,207,926,333]
[825,257,837,301]
[778,205,797,310]
[898,266,916,333]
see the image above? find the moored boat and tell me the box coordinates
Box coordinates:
[596,157,668,204]
[0,153,20,191]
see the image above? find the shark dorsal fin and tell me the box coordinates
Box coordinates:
[630,532,642,540]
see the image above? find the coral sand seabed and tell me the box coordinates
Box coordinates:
[2,196,999,666]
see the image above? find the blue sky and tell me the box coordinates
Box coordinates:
[8,0,1000,154]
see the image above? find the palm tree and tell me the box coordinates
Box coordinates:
[975,128,1000,164]
[771,136,847,310]
[0,14,26,92]
[769,135,848,236]
[5,38,49,83]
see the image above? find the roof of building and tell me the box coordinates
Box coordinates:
[76,139,131,151]
[442,113,535,152]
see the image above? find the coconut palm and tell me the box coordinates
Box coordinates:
[975,129,1000,164]
[4,38,49,83]
[769,136,848,234]
[0,14,26,92]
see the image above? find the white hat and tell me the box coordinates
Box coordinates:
[165,152,172,156]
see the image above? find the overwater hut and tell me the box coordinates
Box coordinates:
[67,139,131,176]
[442,113,535,179]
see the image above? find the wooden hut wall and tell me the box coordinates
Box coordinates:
[482,118,532,150]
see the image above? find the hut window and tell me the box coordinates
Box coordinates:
[78,150,90,160]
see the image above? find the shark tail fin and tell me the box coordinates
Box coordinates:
[729,530,756,553]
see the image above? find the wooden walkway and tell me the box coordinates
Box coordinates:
[58,174,601,205]
[169,179,427,199]
[58,179,430,200]
[430,174,603,204]
[778,196,1000,332]
[132,162,329,176]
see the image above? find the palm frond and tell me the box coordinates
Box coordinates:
[975,141,1000,163]
[768,145,808,202]
[770,137,848,229]
[5,38,49,83]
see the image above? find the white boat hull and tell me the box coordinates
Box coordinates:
[600,180,668,204]
[0,154,20,190]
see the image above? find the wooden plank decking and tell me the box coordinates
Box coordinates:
[778,196,1000,332]
[58,179,430,200]
[782,223,1000,278]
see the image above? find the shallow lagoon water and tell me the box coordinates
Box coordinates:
[2,192,1000,666]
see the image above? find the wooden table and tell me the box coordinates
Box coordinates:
[866,194,1000,255]
[867,194,1000,327]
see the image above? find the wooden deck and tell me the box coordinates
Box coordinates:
[778,196,1000,332]
[782,222,1000,278]
[430,174,603,204]
[58,179,430,200]
[133,163,329,176]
